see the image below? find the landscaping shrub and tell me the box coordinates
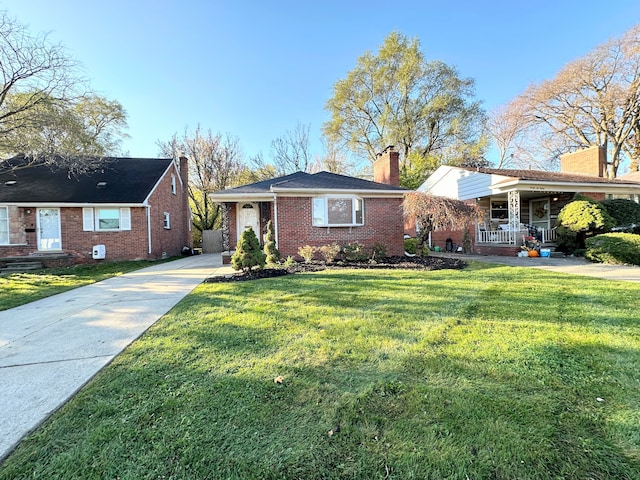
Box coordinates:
[557,199,615,251]
[318,244,340,263]
[404,237,417,255]
[298,245,316,263]
[231,227,266,272]
[341,242,366,261]
[601,198,640,233]
[370,243,387,260]
[585,233,640,265]
[263,220,280,264]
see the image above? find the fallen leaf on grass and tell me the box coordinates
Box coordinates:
[274,376,284,384]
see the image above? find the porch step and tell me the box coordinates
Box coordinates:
[0,261,44,273]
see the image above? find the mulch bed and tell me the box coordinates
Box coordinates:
[205,255,467,283]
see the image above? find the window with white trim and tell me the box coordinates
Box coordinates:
[312,196,364,226]
[163,212,171,229]
[171,174,176,194]
[0,207,8,244]
[82,207,132,231]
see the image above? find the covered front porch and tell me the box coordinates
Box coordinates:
[474,190,565,251]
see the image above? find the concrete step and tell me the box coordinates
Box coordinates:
[0,261,44,273]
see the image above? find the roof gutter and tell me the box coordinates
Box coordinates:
[269,188,408,197]
[491,179,640,195]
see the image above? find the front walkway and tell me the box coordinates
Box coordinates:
[0,253,225,461]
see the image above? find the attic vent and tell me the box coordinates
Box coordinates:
[4,180,16,186]
[96,181,108,188]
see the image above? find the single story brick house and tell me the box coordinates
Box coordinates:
[0,155,192,266]
[210,147,409,260]
[418,146,640,255]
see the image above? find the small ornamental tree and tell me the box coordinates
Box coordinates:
[263,220,280,264]
[403,192,483,255]
[557,198,615,251]
[231,227,266,272]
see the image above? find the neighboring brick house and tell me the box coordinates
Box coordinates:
[210,147,409,260]
[418,146,640,255]
[0,155,192,266]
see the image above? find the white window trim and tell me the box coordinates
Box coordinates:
[0,206,8,244]
[163,212,171,229]
[171,174,177,195]
[312,195,364,227]
[82,207,131,232]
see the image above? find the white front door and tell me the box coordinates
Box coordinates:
[237,203,260,241]
[37,208,62,251]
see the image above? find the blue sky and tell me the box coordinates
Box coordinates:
[3,0,640,165]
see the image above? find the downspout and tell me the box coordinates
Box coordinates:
[146,205,152,254]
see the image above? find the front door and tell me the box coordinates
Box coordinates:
[237,203,260,242]
[529,199,550,231]
[37,208,62,251]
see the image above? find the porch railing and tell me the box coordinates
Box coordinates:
[476,225,557,245]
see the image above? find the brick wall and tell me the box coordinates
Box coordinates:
[275,196,405,259]
[63,207,151,261]
[146,162,192,259]
[560,146,606,177]
[0,161,192,264]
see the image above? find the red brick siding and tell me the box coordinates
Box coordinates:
[0,163,192,264]
[275,196,405,258]
[147,164,192,259]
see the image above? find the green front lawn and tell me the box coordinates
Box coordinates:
[0,259,172,311]
[1,263,639,479]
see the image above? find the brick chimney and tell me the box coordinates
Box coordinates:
[374,145,400,186]
[560,146,606,177]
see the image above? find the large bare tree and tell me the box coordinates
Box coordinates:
[158,126,244,241]
[270,122,312,175]
[494,24,640,177]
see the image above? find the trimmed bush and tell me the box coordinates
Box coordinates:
[341,242,366,261]
[370,243,387,260]
[263,220,280,264]
[298,245,316,263]
[319,244,340,263]
[557,199,615,250]
[231,227,266,272]
[585,233,640,265]
[404,237,417,255]
[601,198,640,233]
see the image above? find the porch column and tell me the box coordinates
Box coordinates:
[507,191,521,245]
[222,202,231,251]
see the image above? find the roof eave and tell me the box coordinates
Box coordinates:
[209,193,276,203]
[491,179,640,194]
[270,187,408,197]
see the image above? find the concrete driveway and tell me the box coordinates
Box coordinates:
[0,253,224,461]
[432,251,640,282]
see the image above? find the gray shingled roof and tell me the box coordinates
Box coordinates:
[215,171,407,195]
[0,156,174,203]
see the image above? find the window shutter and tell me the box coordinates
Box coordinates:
[82,208,94,231]
[120,208,131,231]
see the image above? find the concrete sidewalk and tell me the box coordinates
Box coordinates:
[0,253,224,461]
